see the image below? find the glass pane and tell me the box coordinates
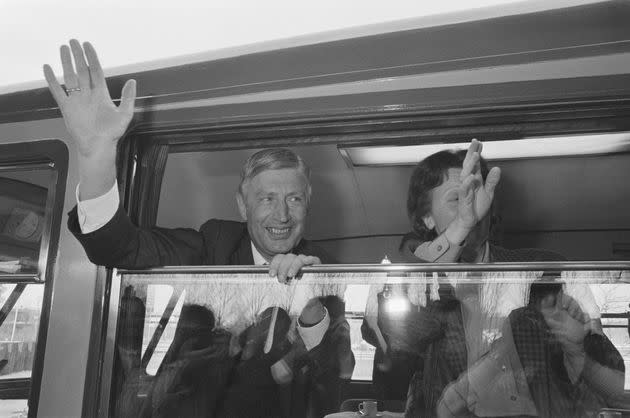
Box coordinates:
[110,268,630,418]
[0,168,52,274]
[158,146,630,263]
[0,400,28,418]
[0,283,44,418]
[0,284,43,379]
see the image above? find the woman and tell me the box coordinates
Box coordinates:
[401,140,623,418]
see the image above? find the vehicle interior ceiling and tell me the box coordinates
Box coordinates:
[156,145,630,263]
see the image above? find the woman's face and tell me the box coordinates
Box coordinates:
[423,168,462,234]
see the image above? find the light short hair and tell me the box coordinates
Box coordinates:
[238,148,311,201]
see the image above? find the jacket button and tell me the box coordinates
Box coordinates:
[437,245,443,251]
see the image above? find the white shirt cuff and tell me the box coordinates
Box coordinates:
[76,181,120,234]
[297,307,330,351]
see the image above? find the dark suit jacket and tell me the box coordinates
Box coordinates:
[67,205,333,268]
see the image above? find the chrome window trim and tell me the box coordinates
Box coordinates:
[119,261,630,275]
[97,269,122,418]
[36,165,57,283]
[0,275,42,284]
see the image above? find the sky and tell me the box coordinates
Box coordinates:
[0,0,544,92]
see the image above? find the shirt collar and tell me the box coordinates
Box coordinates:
[251,242,268,265]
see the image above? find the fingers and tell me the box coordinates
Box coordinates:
[559,293,586,322]
[458,175,476,207]
[543,315,566,335]
[461,152,480,179]
[484,167,501,197]
[43,64,66,105]
[118,79,137,118]
[83,41,107,90]
[69,39,90,89]
[461,139,482,180]
[60,45,79,90]
[269,254,321,284]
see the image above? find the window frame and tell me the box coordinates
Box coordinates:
[84,76,630,417]
[95,262,630,417]
[0,139,68,417]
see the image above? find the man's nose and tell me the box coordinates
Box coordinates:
[273,200,290,222]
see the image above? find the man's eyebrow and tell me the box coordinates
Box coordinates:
[254,190,276,197]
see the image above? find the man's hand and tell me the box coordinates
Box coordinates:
[457,139,501,229]
[269,254,321,284]
[43,40,136,200]
[43,40,136,157]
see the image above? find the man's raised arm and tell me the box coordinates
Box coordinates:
[43,39,136,204]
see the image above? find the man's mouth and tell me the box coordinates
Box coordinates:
[265,227,292,238]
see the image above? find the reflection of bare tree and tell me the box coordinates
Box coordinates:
[596,284,629,313]
[239,282,279,326]
[209,284,236,328]
[310,282,346,304]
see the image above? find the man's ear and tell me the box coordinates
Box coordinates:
[236,192,248,221]
[422,215,436,231]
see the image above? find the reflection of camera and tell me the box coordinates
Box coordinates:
[528,280,563,309]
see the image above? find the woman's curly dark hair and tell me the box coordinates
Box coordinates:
[405,149,489,243]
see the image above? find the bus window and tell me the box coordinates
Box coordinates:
[148,138,630,394]
[0,167,52,275]
[0,141,67,418]
[101,265,630,418]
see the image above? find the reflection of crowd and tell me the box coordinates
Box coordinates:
[46,42,626,417]
[115,293,354,418]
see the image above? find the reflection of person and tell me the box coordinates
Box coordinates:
[143,304,233,418]
[437,281,626,418]
[400,140,567,417]
[276,296,355,418]
[113,286,147,418]
[360,285,431,402]
[44,40,331,282]
[218,296,354,418]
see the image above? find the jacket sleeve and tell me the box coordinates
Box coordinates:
[68,205,205,268]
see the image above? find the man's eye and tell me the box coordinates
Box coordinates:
[260,197,273,203]
[288,196,303,203]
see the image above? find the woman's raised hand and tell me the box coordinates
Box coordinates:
[43,40,136,159]
[457,139,501,229]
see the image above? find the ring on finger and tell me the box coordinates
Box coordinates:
[65,86,82,94]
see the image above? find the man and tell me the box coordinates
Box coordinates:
[44,40,352,418]
[43,39,329,280]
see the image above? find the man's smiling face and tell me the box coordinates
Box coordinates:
[237,168,309,261]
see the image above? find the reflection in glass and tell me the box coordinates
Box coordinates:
[111,269,630,418]
[0,169,52,274]
[0,283,44,417]
[0,284,43,379]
